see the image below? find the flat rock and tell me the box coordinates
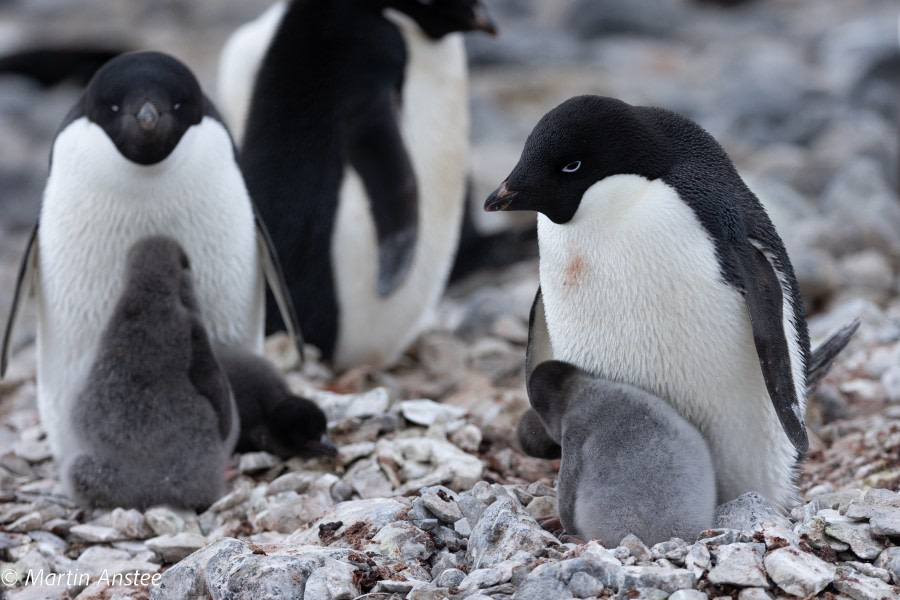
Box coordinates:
[706,544,768,588]
[825,519,886,559]
[145,532,209,563]
[833,565,900,600]
[466,497,559,569]
[400,399,466,426]
[715,492,791,531]
[69,524,124,543]
[763,546,835,596]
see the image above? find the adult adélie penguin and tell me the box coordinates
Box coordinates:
[485,95,856,510]
[1,51,303,473]
[218,0,496,369]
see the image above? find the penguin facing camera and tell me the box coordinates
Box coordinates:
[485,95,856,509]
[529,360,716,546]
[69,236,238,510]
[1,51,303,474]
[214,345,338,459]
[218,0,496,369]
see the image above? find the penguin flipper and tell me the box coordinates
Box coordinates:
[526,287,554,394]
[254,211,305,364]
[2,224,38,378]
[345,92,418,298]
[806,318,860,392]
[742,241,808,454]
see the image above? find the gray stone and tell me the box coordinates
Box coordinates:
[669,590,708,600]
[237,451,281,473]
[516,557,621,600]
[69,524,124,543]
[684,543,711,578]
[302,558,360,600]
[96,508,153,540]
[421,486,463,523]
[845,561,894,584]
[315,386,391,422]
[454,517,472,537]
[796,513,851,552]
[7,511,41,532]
[206,552,318,599]
[343,458,394,499]
[435,567,466,588]
[650,540,689,563]
[763,546,835,596]
[568,571,603,598]
[736,589,773,600]
[466,497,559,569]
[401,399,466,426]
[525,495,557,519]
[825,519,886,559]
[459,566,510,591]
[145,532,208,563]
[621,534,652,562]
[875,547,900,584]
[707,544,768,588]
[287,497,409,546]
[144,506,189,536]
[449,423,482,453]
[619,566,696,593]
[846,489,900,520]
[366,522,434,562]
[883,365,900,403]
[715,491,791,531]
[457,493,488,527]
[833,565,900,600]
[871,515,900,537]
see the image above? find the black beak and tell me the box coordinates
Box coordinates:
[484,181,520,212]
[303,434,339,457]
[136,101,159,131]
[472,3,498,35]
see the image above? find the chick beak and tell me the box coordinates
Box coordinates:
[304,434,339,457]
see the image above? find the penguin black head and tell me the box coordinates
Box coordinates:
[268,396,339,458]
[484,95,673,224]
[384,0,497,38]
[81,51,205,165]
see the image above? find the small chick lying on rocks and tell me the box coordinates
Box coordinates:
[527,360,717,546]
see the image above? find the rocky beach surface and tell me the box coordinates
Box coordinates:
[1,0,899,598]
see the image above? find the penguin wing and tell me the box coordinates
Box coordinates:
[345,91,418,298]
[255,211,305,364]
[1,224,38,378]
[187,316,235,441]
[741,240,808,453]
[526,287,554,395]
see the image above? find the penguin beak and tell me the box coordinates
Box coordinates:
[471,3,498,35]
[136,101,160,131]
[484,181,521,212]
[303,433,339,457]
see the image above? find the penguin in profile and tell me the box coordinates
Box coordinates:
[214,345,338,459]
[530,361,716,545]
[0,51,302,474]
[69,236,238,510]
[218,0,496,369]
[485,95,830,509]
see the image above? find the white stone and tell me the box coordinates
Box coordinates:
[764,547,835,596]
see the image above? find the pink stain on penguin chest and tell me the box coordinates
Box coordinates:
[564,255,587,287]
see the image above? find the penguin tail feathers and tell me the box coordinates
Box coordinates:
[0,46,128,88]
[806,317,861,392]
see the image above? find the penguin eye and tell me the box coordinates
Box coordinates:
[173,102,182,111]
[110,104,120,113]
[562,161,581,173]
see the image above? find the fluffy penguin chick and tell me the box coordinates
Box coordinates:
[214,346,337,459]
[487,95,812,509]
[220,0,495,369]
[69,236,238,510]
[530,361,716,546]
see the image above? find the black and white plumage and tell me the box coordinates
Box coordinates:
[218,0,495,369]
[0,51,302,473]
[69,236,238,510]
[486,95,811,509]
[214,345,338,459]
[529,360,716,545]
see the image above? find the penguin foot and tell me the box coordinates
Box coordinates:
[537,515,563,532]
[559,533,589,545]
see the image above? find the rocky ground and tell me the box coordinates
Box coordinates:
[1,0,899,598]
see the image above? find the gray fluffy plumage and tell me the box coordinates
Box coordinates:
[68,236,238,510]
[529,360,716,546]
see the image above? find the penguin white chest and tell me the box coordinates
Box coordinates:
[36,117,263,463]
[538,175,798,507]
[330,22,468,369]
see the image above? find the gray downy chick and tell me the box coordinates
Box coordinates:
[530,360,716,546]
[214,345,337,459]
[68,236,238,510]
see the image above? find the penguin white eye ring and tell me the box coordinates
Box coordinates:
[110,104,119,112]
[562,161,581,173]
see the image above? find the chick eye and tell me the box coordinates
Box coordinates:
[110,104,119,112]
[173,102,182,111]
[562,161,581,173]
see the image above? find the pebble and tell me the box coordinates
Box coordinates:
[69,524,125,543]
[400,399,466,426]
[145,532,208,563]
[237,452,281,474]
[763,546,836,596]
[706,544,769,588]
[833,565,900,600]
